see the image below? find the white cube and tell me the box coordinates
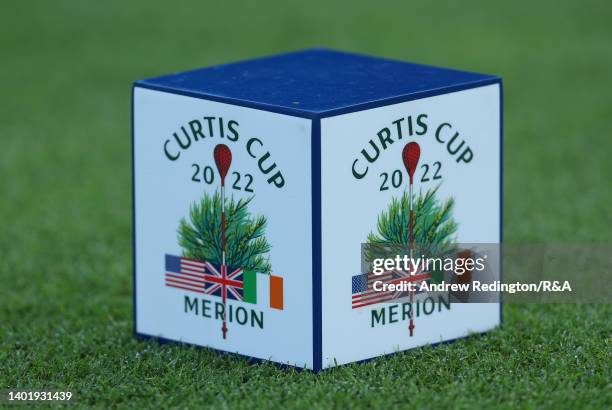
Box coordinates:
[132,49,502,371]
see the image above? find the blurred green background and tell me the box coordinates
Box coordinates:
[1,1,610,408]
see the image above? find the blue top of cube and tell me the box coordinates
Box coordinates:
[135,48,499,118]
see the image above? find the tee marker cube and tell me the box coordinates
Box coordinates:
[132,48,502,371]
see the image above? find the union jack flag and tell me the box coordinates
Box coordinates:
[165,254,244,301]
[351,269,431,309]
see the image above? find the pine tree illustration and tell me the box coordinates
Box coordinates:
[366,185,458,264]
[178,191,271,273]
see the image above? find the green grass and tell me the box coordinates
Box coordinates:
[1,0,611,408]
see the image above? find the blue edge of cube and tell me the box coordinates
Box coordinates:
[131,48,503,372]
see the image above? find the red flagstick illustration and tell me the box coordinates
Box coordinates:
[402,142,420,337]
[214,144,232,339]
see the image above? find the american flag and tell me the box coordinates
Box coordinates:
[351,269,431,309]
[165,254,244,301]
